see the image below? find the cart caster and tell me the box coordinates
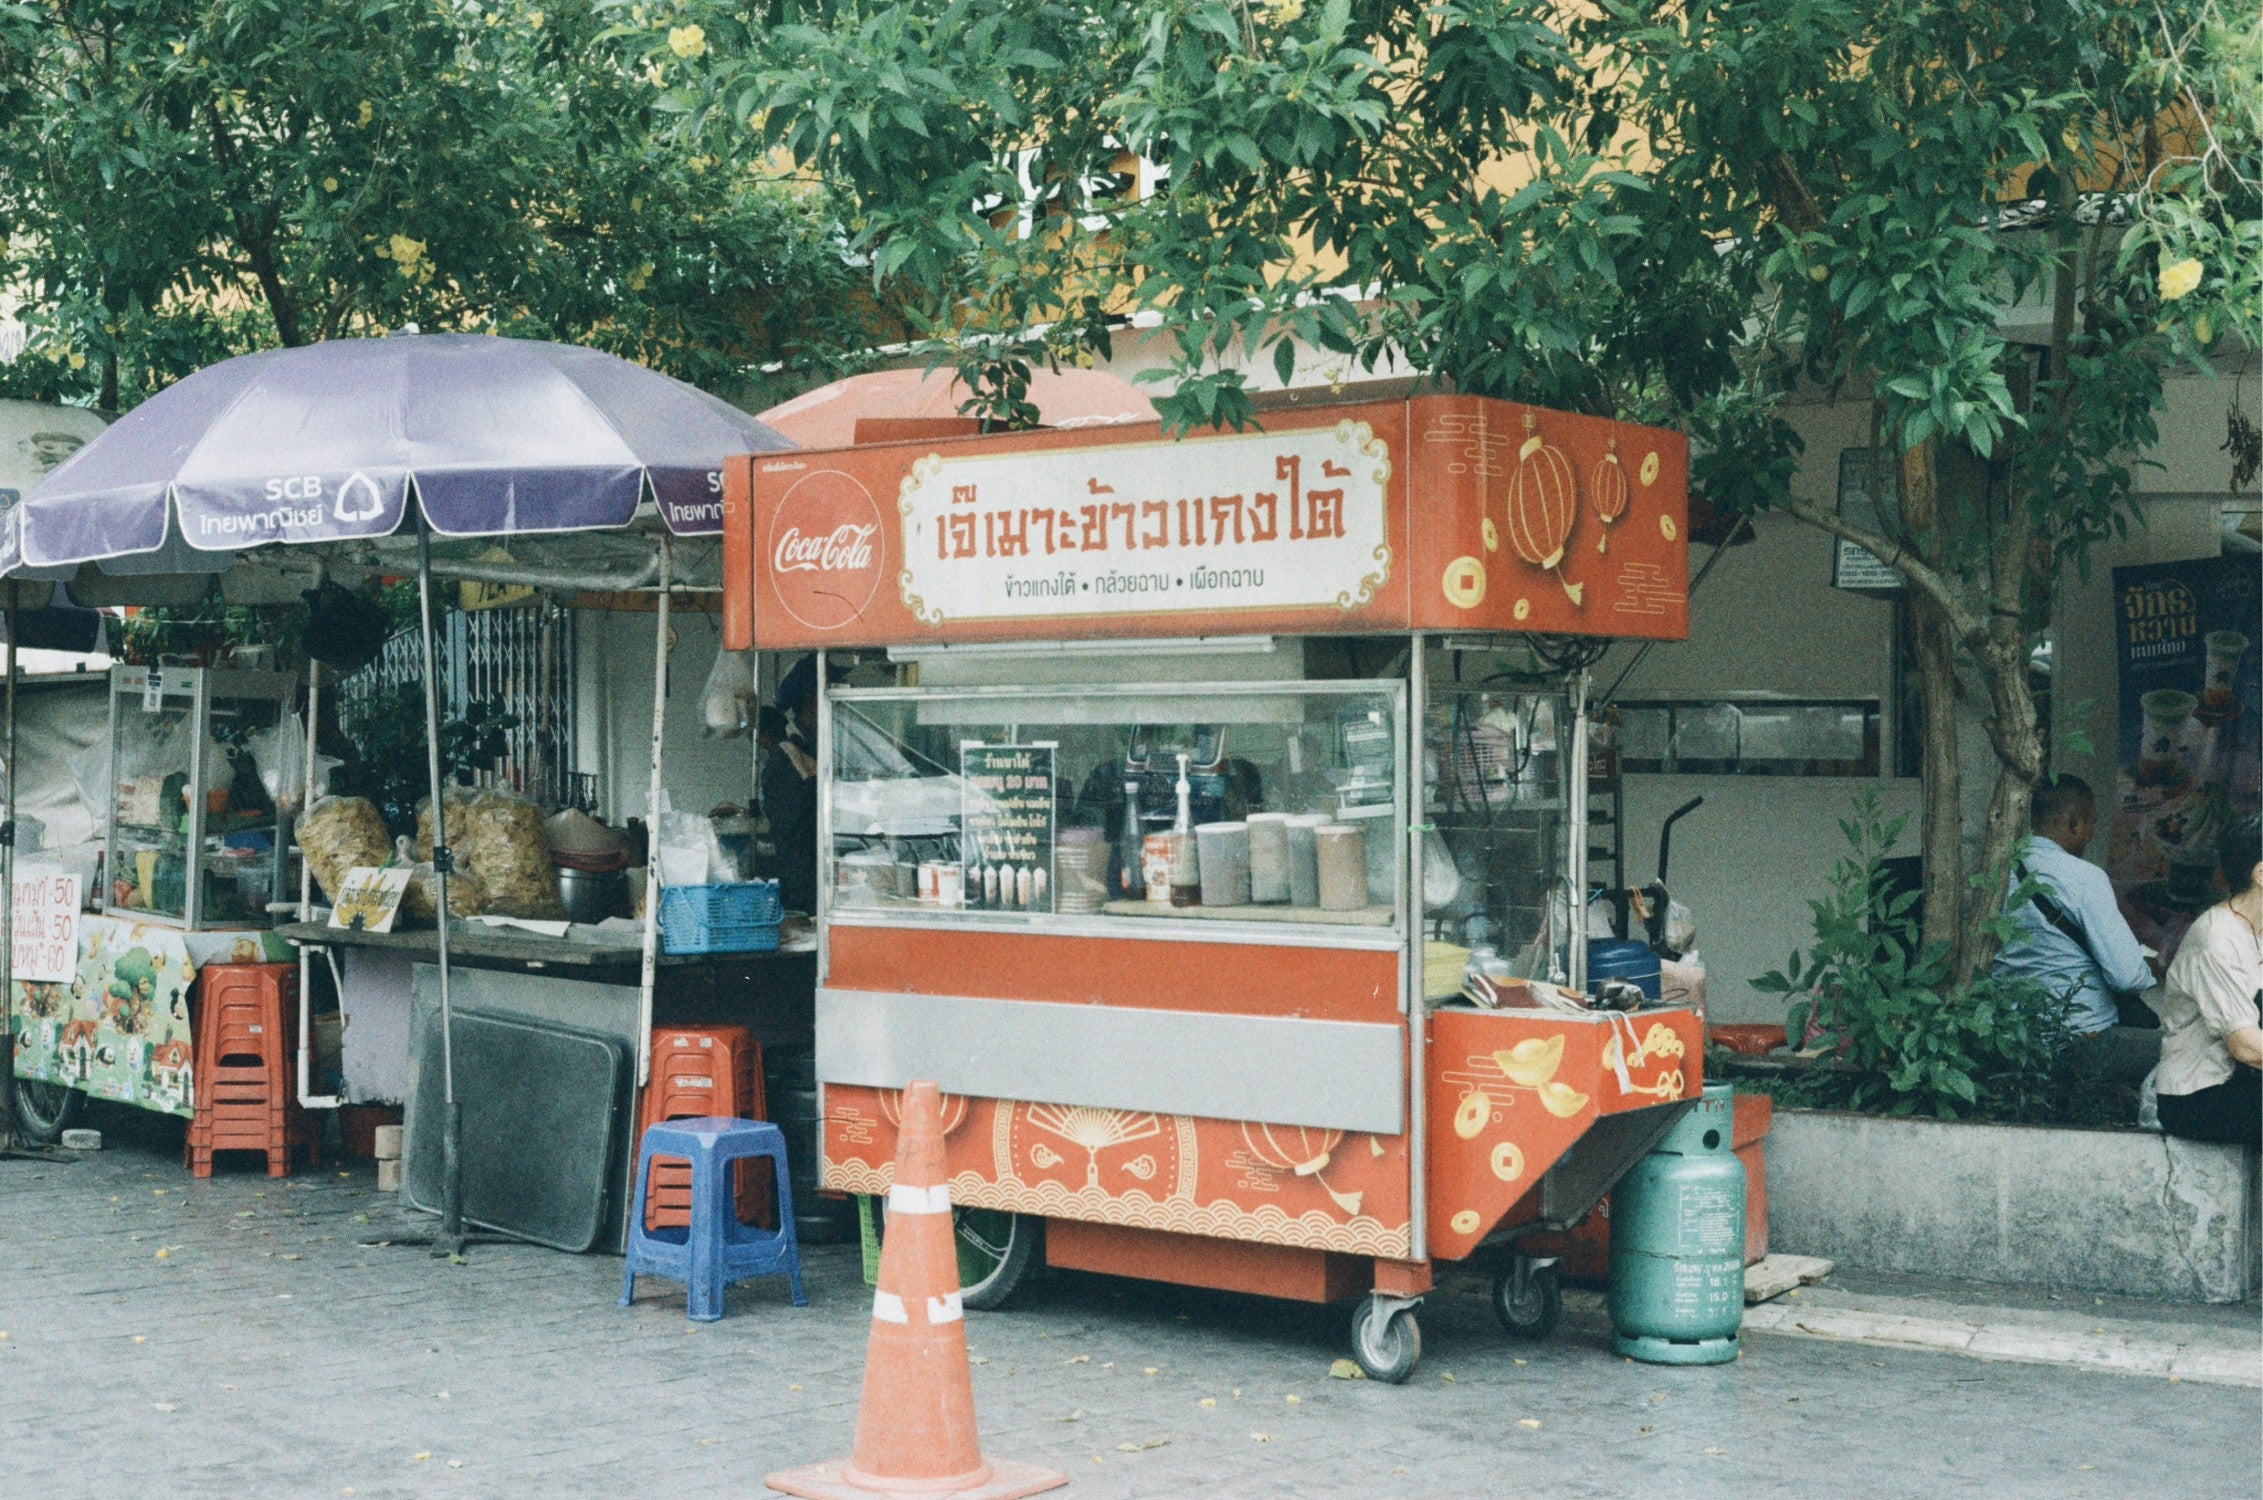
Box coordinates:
[954,1208,1040,1310]
[1493,1256,1561,1341]
[1349,1294,1423,1384]
[11,1077,81,1145]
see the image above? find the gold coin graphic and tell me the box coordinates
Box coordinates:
[1453,1089,1490,1140]
[1513,597,1531,621]
[1490,1141,1525,1182]
[1659,514,1678,541]
[1442,555,1486,610]
[1450,1209,1481,1235]
[1482,517,1499,553]
[1639,450,1660,486]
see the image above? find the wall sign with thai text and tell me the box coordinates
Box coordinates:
[897,421,1392,626]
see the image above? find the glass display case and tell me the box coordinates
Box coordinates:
[824,681,1405,933]
[105,665,299,930]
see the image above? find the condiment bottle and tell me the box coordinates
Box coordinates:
[1119,778,1144,898]
[1168,753,1201,907]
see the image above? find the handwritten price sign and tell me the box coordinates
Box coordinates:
[12,865,82,984]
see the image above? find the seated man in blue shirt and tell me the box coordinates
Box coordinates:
[1994,775,2158,1037]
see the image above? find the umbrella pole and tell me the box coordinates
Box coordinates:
[636,533,672,1090]
[416,513,465,1256]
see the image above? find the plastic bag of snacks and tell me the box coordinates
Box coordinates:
[298,796,390,904]
[404,861,487,921]
[406,791,486,922]
[461,788,563,920]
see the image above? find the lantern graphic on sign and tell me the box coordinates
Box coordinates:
[1239,1121,1363,1216]
[1591,439,1629,554]
[1502,412,1582,605]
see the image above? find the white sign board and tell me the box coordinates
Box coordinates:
[895,421,1394,627]
[329,866,410,933]
[11,864,81,983]
[1832,448,1904,593]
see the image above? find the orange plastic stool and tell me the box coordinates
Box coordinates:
[185,963,318,1179]
[637,1026,771,1230]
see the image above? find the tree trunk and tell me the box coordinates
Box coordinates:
[1897,436,1965,958]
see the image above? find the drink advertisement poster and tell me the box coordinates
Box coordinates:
[2107,554,2260,962]
[960,742,1056,914]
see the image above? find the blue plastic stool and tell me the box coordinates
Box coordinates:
[620,1117,805,1321]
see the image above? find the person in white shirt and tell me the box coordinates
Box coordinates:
[2153,816,2263,1149]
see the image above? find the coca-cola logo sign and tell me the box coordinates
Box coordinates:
[767,469,884,631]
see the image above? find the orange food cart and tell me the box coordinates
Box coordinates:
[721,394,1703,1380]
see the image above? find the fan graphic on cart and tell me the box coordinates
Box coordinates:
[1016,1104,1168,1193]
[1234,1122,1364,1217]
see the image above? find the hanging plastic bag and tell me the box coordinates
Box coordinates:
[700,647,755,737]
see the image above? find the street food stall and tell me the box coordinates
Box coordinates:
[2,333,820,1253]
[721,394,1702,1379]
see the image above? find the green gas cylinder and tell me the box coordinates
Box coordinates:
[1607,1082,1745,1365]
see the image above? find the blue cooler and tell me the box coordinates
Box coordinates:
[1587,938,1661,1001]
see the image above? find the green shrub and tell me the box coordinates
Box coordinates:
[1754,792,2070,1120]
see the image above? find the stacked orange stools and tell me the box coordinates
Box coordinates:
[638,1025,771,1230]
[185,962,318,1179]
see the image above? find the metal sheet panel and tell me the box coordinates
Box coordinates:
[816,987,1404,1135]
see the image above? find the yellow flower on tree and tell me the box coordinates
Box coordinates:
[322,176,339,193]
[388,235,428,274]
[668,23,707,58]
[527,10,545,28]
[2157,257,2203,301]
[356,100,373,127]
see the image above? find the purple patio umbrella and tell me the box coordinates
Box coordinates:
[15,332,787,566]
[2,332,792,1244]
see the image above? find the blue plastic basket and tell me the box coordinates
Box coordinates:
[658,880,782,956]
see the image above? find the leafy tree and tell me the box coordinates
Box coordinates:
[654,0,2256,983]
[0,0,879,412]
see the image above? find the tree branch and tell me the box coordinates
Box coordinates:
[1778,494,1983,641]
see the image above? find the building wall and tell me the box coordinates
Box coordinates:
[575,605,765,824]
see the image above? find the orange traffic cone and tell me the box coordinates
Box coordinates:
[766,1080,1066,1500]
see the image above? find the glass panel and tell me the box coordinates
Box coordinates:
[108,673,198,923]
[105,668,295,929]
[1424,683,1575,983]
[826,685,1401,929]
[1617,699,1882,777]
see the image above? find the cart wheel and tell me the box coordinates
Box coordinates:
[954,1208,1039,1310]
[1349,1297,1422,1384]
[11,1077,81,1145]
[1493,1259,1561,1341]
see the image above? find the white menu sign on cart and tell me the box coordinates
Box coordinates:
[11,865,81,983]
[895,421,1394,627]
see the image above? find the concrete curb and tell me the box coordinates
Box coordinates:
[1561,1287,2261,1388]
[1739,1302,2261,1388]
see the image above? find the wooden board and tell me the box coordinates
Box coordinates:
[1745,1253,1835,1304]
[1099,900,1394,927]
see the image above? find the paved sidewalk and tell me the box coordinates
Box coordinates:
[4,1108,2258,1499]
